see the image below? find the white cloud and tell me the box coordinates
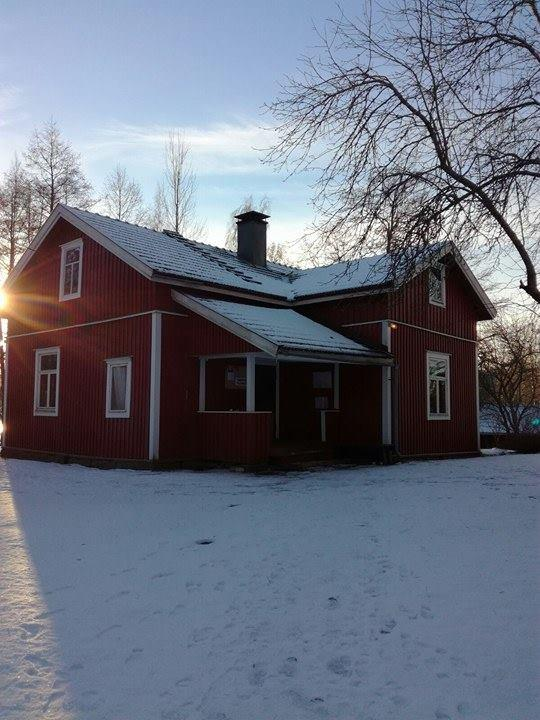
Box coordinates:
[85,119,277,176]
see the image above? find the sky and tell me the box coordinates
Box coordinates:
[0,0,366,251]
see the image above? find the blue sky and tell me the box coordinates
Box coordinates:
[0,0,364,249]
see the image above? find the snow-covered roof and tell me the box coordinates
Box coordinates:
[173,293,392,364]
[5,205,495,317]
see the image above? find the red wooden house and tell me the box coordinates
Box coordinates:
[2,205,495,467]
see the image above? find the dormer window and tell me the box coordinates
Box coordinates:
[428,263,445,307]
[59,239,83,300]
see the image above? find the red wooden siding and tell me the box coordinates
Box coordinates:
[187,412,273,464]
[391,325,478,456]
[337,365,382,447]
[5,314,151,460]
[7,218,177,336]
[159,313,259,460]
[389,267,478,340]
[205,359,247,411]
[279,362,335,444]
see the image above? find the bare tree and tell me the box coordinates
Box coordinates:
[149,182,167,232]
[224,195,271,250]
[102,165,146,223]
[0,155,32,272]
[224,194,289,263]
[266,0,540,303]
[156,131,205,239]
[25,118,93,213]
[479,316,540,433]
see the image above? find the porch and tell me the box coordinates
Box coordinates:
[192,353,391,465]
[173,293,394,466]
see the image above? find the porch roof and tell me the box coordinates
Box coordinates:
[172,292,393,365]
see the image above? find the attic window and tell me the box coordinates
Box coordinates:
[59,239,83,301]
[428,263,445,307]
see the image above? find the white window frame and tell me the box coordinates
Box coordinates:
[428,263,446,308]
[34,347,60,417]
[426,351,451,420]
[105,357,132,419]
[59,238,83,301]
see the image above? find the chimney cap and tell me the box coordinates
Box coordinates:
[235,210,270,223]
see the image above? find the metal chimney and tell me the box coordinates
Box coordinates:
[235,210,269,267]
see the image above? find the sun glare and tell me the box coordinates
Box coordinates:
[0,290,7,311]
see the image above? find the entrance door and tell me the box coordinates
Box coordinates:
[255,364,276,412]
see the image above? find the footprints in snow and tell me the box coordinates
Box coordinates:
[327,655,352,677]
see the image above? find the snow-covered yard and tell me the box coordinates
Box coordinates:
[0,454,538,720]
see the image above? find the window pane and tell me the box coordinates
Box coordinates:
[313,371,332,389]
[438,380,446,414]
[48,373,57,408]
[429,267,443,302]
[39,374,48,407]
[429,359,447,379]
[429,379,438,414]
[40,353,58,371]
[63,263,73,294]
[66,248,80,264]
[71,262,80,292]
[110,365,127,411]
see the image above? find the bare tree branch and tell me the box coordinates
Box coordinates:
[266,0,540,302]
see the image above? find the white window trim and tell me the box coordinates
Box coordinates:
[428,264,446,308]
[59,238,83,301]
[426,351,451,420]
[105,356,132,419]
[34,347,60,417]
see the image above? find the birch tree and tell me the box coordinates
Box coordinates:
[102,165,146,223]
[25,119,93,213]
[156,131,205,239]
[0,156,29,271]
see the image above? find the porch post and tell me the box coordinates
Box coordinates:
[246,355,256,412]
[275,361,280,439]
[381,321,392,445]
[333,363,340,409]
[198,358,206,411]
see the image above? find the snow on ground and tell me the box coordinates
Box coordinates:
[0,454,538,720]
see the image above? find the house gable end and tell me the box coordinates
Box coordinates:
[6,216,161,336]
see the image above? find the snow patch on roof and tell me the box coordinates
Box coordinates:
[185,295,389,360]
[65,206,392,301]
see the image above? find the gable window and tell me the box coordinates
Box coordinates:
[105,357,132,418]
[59,239,83,300]
[428,263,446,307]
[34,348,60,416]
[427,352,450,420]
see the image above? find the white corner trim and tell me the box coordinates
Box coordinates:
[148,312,162,461]
[105,356,132,418]
[381,321,392,445]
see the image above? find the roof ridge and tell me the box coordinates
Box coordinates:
[65,204,161,234]
[66,204,299,274]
